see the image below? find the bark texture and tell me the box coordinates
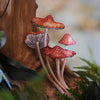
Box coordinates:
[0,0,38,69]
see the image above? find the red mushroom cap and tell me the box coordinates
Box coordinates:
[43,46,52,55]
[50,46,66,59]
[59,33,76,46]
[44,45,76,59]
[25,31,44,40]
[31,15,65,29]
[26,31,44,35]
[63,49,76,57]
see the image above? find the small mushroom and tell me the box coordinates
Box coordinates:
[25,32,65,94]
[50,46,76,87]
[44,46,69,93]
[25,31,49,49]
[44,45,76,87]
[59,33,76,49]
[25,31,49,76]
[31,15,65,47]
[44,45,76,98]
[49,46,69,89]
[59,33,76,88]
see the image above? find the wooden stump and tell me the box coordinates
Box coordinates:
[0,0,80,99]
[0,0,39,69]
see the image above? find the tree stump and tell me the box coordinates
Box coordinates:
[0,0,80,99]
[0,0,39,69]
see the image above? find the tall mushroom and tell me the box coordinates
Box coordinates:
[25,31,65,94]
[50,46,76,88]
[44,46,69,93]
[31,15,65,47]
[59,33,76,85]
[25,31,49,49]
[44,45,76,99]
[44,45,76,88]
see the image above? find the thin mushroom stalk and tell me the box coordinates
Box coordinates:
[44,28,48,47]
[55,59,75,99]
[61,58,67,79]
[61,58,68,87]
[46,56,69,93]
[60,50,76,89]
[36,42,65,94]
[56,59,76,100]
[56,59,69,89]
[56,59,61,82]
[61,46,68,87]
[60,44,68,82]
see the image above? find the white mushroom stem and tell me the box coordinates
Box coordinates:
[56,59,75,100]
[61,58,67,79]
[56,59,61,81]
[0,69,12,89]
[36,42,65,94]
[44,28,48,47]
[56,59,68,89]
[46,56,69,93]
[61,58,69,89]
[60,46,69,89]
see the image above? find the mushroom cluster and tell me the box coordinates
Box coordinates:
[31,15,65,47]
[25,15,76,99]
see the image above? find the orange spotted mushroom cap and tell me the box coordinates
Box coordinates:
[44,45,76,59]
[31,15,65,29]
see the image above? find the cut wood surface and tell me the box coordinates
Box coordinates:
[0,0,80,100]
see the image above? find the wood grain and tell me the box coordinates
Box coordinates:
[0,1,80,99]
[0,0,39,69]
